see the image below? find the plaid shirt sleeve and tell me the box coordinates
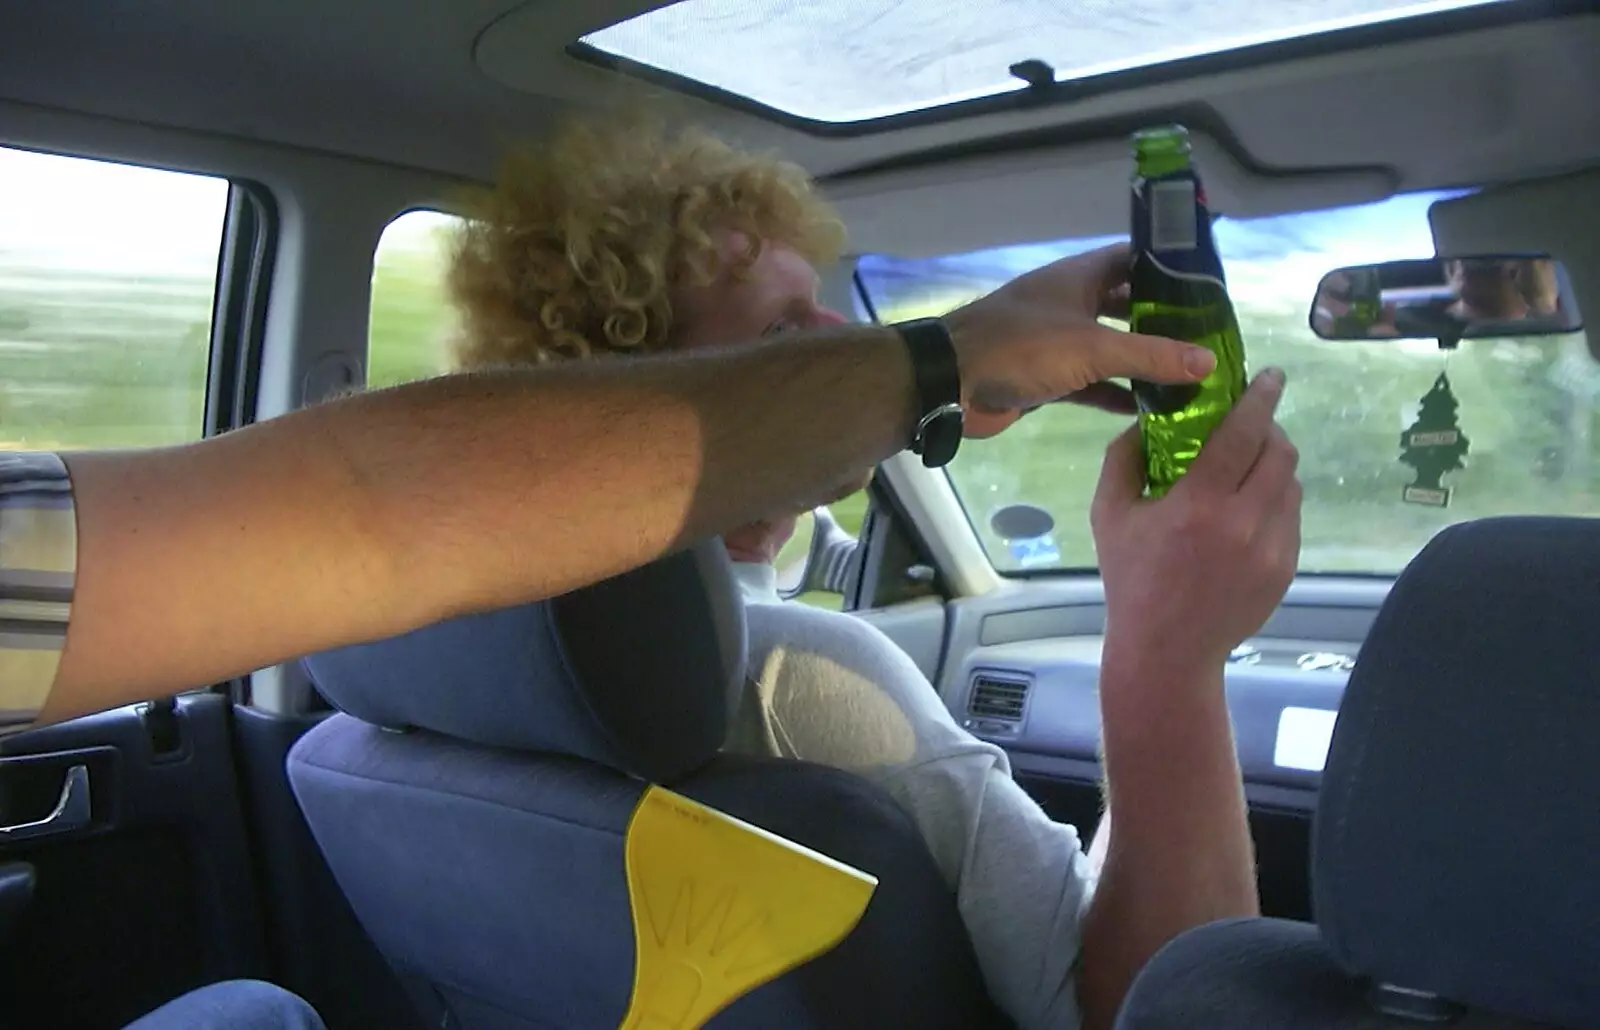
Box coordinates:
[0,452,76,737]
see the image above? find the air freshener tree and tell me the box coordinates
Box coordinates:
[1400,372,1471,505]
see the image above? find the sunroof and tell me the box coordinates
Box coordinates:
[578,0,1518,125]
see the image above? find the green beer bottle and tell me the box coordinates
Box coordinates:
[1127,125,1248,496]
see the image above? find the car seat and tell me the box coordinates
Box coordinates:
[1116,516,1600,1030]
[287,540,1012,1028]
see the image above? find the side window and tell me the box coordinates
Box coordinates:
[0,146,228,450]
[368,210,465,388]
[775,489,943,612]
[775,492,869,611]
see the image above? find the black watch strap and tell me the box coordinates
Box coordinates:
[894,317,964,469]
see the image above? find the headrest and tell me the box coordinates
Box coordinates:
[303,540,746,783]
[1314,516,1600,1027]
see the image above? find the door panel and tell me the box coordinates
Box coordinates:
[0,693,267,1028]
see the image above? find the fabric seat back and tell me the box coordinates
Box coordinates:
[288,542,1010,1028]
[1117,517,1600,1030]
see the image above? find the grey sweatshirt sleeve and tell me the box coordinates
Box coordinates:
[735,603,1094,1030]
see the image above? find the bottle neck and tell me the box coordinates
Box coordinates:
[1130,144,1224,281]
[1135,149,1192,179]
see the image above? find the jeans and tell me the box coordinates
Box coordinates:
[122,980,326,1030]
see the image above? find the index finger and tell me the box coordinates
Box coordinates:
[1183,369,1287,491]
[1078,322,1218,387]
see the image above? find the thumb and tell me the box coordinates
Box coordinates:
[1092,425,1145,524]
[1082,324,1215,386]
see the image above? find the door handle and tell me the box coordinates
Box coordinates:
[0,765,91,842]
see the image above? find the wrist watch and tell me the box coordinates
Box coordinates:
[894,317,964,468]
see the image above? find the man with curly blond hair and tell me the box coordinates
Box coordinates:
[440,115,1287,1030]
[449,118,869,568]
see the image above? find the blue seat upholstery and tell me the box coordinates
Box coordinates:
[1118,516,1600,1030]
[287,541,1010,1029]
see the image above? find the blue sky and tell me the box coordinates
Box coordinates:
[860,188,1471,315]
[877,188,1459,275]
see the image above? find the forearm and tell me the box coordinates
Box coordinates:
[50,324,912,717]
[333,326,912,620]
[1076,642,1256,1030]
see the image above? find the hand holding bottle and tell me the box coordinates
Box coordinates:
[944,242,1218,439]
[1092,368,1301,676]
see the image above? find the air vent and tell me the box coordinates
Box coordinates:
[968,673,1031,723]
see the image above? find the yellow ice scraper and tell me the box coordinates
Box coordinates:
[620,785,878,1029]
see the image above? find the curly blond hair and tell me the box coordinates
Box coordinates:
[446,115,846,368]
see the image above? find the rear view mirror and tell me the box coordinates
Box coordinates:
[1309,255,1582,344]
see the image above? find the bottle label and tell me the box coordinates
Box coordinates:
[1150,180,1198,251]
[1132,170,1226,287]
[1129,163,1239,420]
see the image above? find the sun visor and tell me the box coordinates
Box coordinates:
[824,132,1397,259]
[1430,171,1600,359]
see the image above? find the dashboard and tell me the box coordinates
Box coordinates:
[863,577,1389,921]
[930,577,1388,815]
[950,635,1350,810]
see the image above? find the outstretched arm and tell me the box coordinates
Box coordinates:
[40,243,1214,726]
[53,328,913,713]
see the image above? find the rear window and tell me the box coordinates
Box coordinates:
[0,146,228,449]
[368,209,463,388]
